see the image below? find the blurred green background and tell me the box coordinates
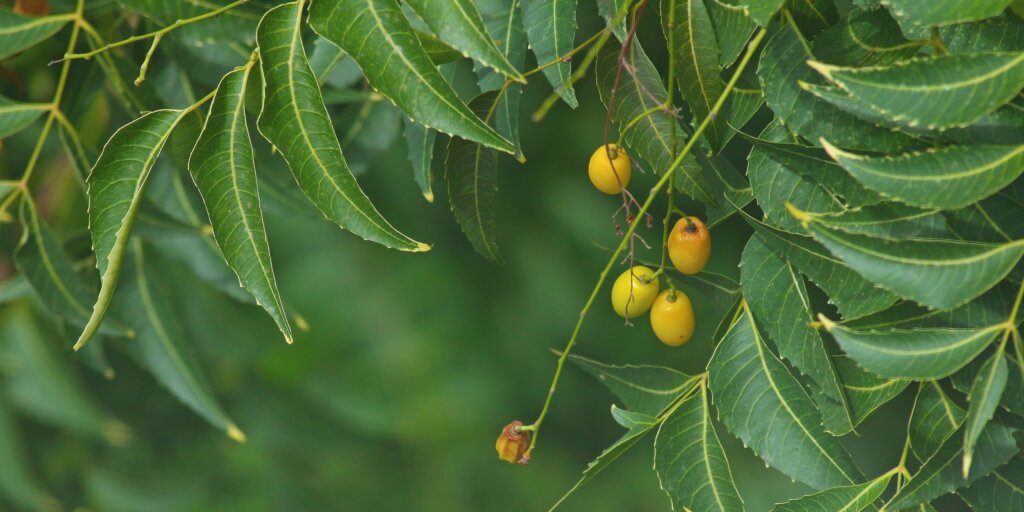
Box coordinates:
[0,1,924,510]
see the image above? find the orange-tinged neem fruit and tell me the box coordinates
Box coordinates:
[650,290,695,346]
[496,421,530,464]
[668,216,711,275]
[611,266,660,318]
[588,144,631,194]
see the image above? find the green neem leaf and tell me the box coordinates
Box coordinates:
[759,22,917,152]
[14,200,126,338]
[596,0,628,40]
[742,136,883,208]
[945,178,1024,246]
[812,8,919,67]
[846,281,1020,330]
[817,203,951,239]
[888,418,1019,509]
[661,0,726,152]
[0,94,48,139]
[820,318,1005,379]
[785,0,838,37]
[799,82,932,137]
[258,3,428,252]
[0,9,73,60]
[741,234,853,434]
[403,117,436,202]
[737,0,784,26]
[189,64,291,343]
[770,471,892,512]
[834,356,910,428]
[796,214,1024,310]
[654,384,744,512]
[743,213,899,319]
[707,0,756,68]
[822,140,1024,210]
[520,0,578,108]
[708,307,864,490]
[594,41,706,205]
[117,0,259,45]
[445,92,502,262]
[405,0,524,82]
[111,240,244,442]
[568,354,697,416]
[947,103,1024,145]
[811,52,1024,131]
[476,0,528,159]
[909,381,965,462]
[308,0,514,154]
[79,109,189,351]
[881,0,1014,27]
[963,347,1009,477]
[941,13,1024,53]
[959,456,1024,510]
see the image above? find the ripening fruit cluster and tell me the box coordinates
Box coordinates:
[589,145,712,346]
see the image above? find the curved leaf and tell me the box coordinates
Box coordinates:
[521,0,578,108]
[818,203,950,239]
[405,0,524,81]
[308,0,514,154]
[707,0,756,68]
[0,9,73,60]
[568,354,696,416]
[708,307,864,490]
[476,0,528,160]
[800,216,1024,310]
[445,92,502,262]
[963,348,1009,477]
[823,140,1024,210]
[403,116,436,201]
[771,472,892,512]
[813,8,919,67]
[79,109,188,350]
[654,384,744,512]
[811,52,1024,130]
[111,240,245,441]
[257,2,427,252]
[820,318,1004,379]
[960,456,1024,510]
[189,63,291,343]
[0,94,48,139]
[909,381,965,462]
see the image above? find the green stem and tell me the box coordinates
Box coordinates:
[59,0,249,62]
[522,26,770,458]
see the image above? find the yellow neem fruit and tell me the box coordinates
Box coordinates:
[611,266,660,318]
[668,216,711,275]
[588,144,631,194]
[650,290,695,346]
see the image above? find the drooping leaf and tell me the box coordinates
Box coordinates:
[759,22,917,152]
[770,471,892,512]
[821,318,1004,379]
[963,347,1009,477]
[817,203,950,239]
[520,0,578,108]
[743,212,900,319]
[403,116,436,202]
[661,0,726,152]
[881,0,1015,27]
[959,456,1024,510]
[308,0,514,153]
[741,234,853,434]
[822,140,1024,210]
[0,94,48,139]
[736,0,784,26]
[812,7,919,67]
[257,2,428,253]
[654,384,744,512]
[0,9,73,60]
[445,92,502,262]
[405,0,524,81]
[189,64,291,343]
[110,240,245,441]
[796,213,1024,310]
[810,52,1024,130]
[79,109,189,350]
[569,354,697,416]
[476,0,528,159]
[887,418,1019,509]
[834,356,910,428]
[909,381,966,462]
[595,0,628,40]
[707,0,756,68]
[708,307,864,490]
[594,41,707,205]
